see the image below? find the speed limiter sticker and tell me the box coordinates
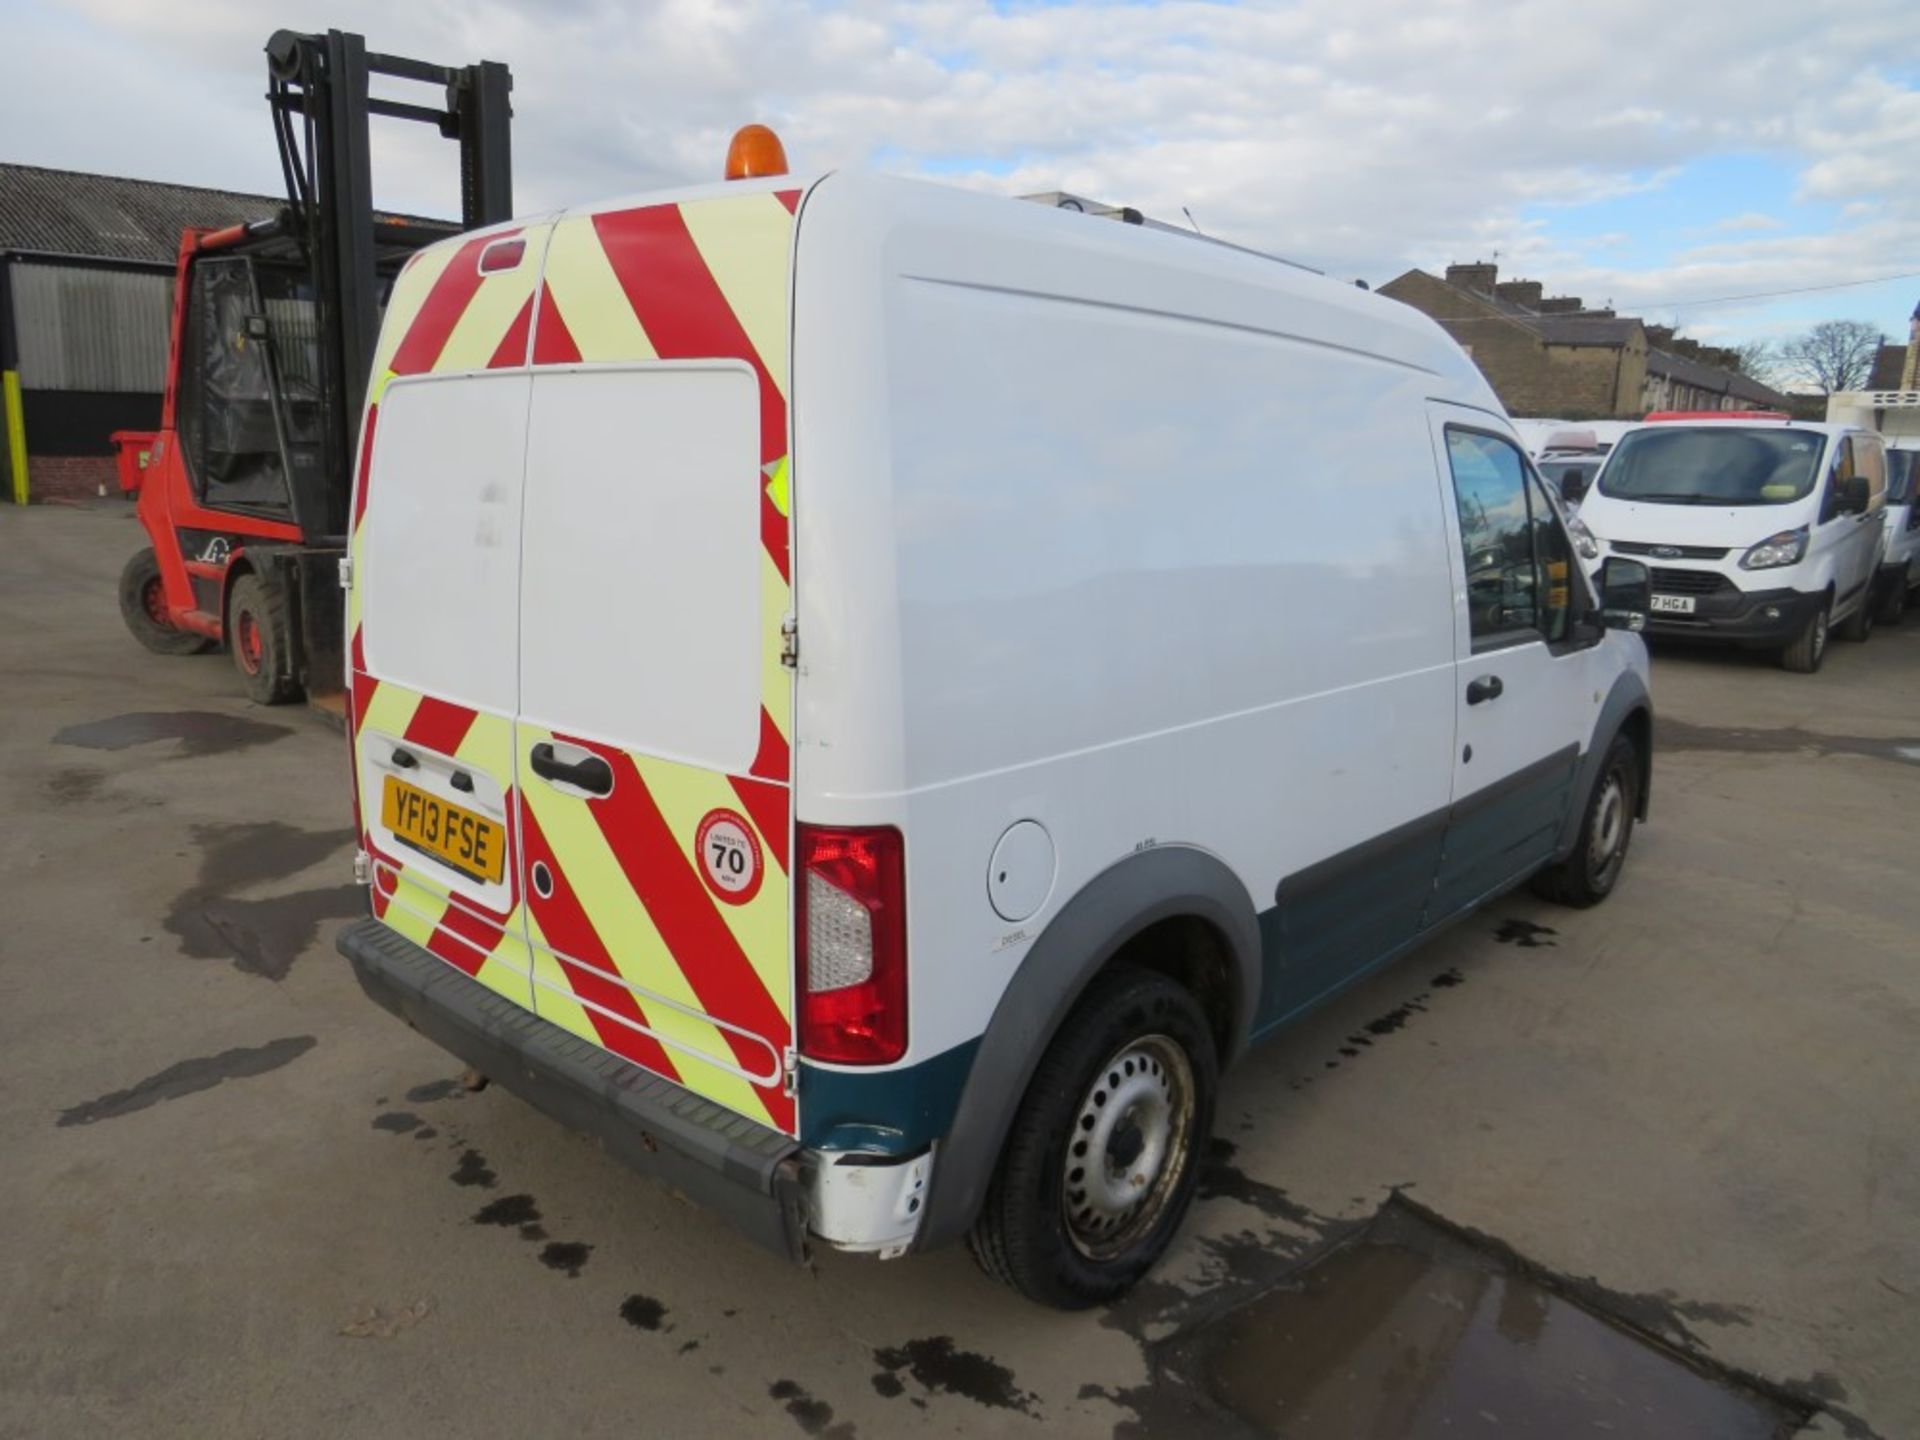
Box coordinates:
[695,807,763,905]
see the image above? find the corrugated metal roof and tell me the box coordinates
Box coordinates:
[0,164,280,263]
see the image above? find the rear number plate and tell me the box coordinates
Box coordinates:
[382,776,505,883]
[1650,594,1696,615]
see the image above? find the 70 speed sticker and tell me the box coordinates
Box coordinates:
[695,808,764,905]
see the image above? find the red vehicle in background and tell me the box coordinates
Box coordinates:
[117,28,510,704]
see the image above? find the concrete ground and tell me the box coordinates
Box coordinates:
[2,502,1915,1439]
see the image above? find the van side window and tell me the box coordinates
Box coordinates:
[1445,428,1538,649]
[1820,439,1855,524]
[1526,473,1576,644]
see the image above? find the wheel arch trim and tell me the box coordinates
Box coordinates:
[914,844,1261,1251]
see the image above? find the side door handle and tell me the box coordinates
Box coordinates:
[529,742,614,797]
[1466,674,1504,705]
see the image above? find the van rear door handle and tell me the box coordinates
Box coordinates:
[529,742,614,797]
[1466,674,1504,705]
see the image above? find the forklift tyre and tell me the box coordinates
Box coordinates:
[228,572,301,705]
[119,547,211,656]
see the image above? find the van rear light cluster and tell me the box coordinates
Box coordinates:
[796,824,906,1065]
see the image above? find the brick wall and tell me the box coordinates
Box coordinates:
[26,454,120,503]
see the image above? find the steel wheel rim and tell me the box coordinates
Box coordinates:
[1589,771,1627,874]
[142,578,169,626]
[1063,1034,1195,1259]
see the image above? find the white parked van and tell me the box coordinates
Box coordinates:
[1872,445,1919,624]
[335,158,1655,1307]
[1577,413,1888,672]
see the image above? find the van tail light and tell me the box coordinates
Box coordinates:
[796,824,906,1065]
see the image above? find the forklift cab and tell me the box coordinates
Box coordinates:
[173,222,443,538]
[178,246,324,524]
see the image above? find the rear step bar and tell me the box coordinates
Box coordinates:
[337,917,808,1260]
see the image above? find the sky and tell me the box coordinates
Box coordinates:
[3,0,1917,351]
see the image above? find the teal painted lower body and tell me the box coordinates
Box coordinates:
[799,1038,981,1154]
[801,745,1582,1157]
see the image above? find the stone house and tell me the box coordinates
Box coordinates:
[1378,262,1790,419]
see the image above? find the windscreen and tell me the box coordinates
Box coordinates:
[1597,426,1824,507]
[1888,449,1918,505]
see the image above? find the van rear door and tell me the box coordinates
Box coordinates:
[350,223,554,1008]
[514,190,800,1136]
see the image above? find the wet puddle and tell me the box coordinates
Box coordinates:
[1658,717,1920,767]
[1171,1205,1797,1439]
[53,710,292,758]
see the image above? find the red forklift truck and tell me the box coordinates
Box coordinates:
[118,29,512,706]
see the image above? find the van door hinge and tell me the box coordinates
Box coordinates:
[780,615,798,669]
[782,1046,799,1097]
[337,556,354,591]
[353,848,371,885]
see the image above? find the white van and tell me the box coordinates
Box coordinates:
[335,161,1655,1308]
[1577,414,1888,672]
[1873,445,1919,624]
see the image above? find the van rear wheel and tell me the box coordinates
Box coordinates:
[968,965,1216,1309]
[1531,732,1638,909]
[1838,589,1874,643]
[1875,567,1908,626]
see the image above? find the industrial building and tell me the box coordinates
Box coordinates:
[0,164,279,503]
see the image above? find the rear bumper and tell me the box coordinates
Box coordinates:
[338,917,810,1260]
[1644,584,1821,647]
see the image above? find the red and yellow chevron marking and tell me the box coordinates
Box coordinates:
[518,723,795,1133]
[347,188,805,1134]
[356,680,531,1011]
[535,190,799,783]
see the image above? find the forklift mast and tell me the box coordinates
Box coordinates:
[264,28,513,538]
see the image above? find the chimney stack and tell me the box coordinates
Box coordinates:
[1493,280,1544,309]
[1445,262,1498,294]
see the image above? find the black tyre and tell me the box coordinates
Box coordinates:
[968,965,1217,1309]
[1777,599,1829,674]
[1531,732,1639,909]
[118,547,211,655]
[1838,588,1874,643]
[1875,568,1908,626]
[227,571,301,705]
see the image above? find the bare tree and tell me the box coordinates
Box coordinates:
[1776,321,1882,393]
[1730,339,1778,383]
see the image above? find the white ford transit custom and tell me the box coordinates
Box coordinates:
[1578,413,1887,672]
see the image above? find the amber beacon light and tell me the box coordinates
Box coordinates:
[725,124,789,180]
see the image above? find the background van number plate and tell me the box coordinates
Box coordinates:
[696,808,763,905]
[382,776,505,884]
[1650,594,1696,614]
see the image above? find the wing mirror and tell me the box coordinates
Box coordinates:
[1559,468,1590,505]
[1597,557,1650,632]
[1841,474,1870,515]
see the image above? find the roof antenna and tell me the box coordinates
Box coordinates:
[1181,206,1203,235]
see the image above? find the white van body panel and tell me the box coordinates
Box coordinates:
[792,173,1547,1064]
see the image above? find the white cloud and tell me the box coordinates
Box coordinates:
[3,0,1916,340]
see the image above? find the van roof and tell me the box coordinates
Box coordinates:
[402,170,1490,399]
